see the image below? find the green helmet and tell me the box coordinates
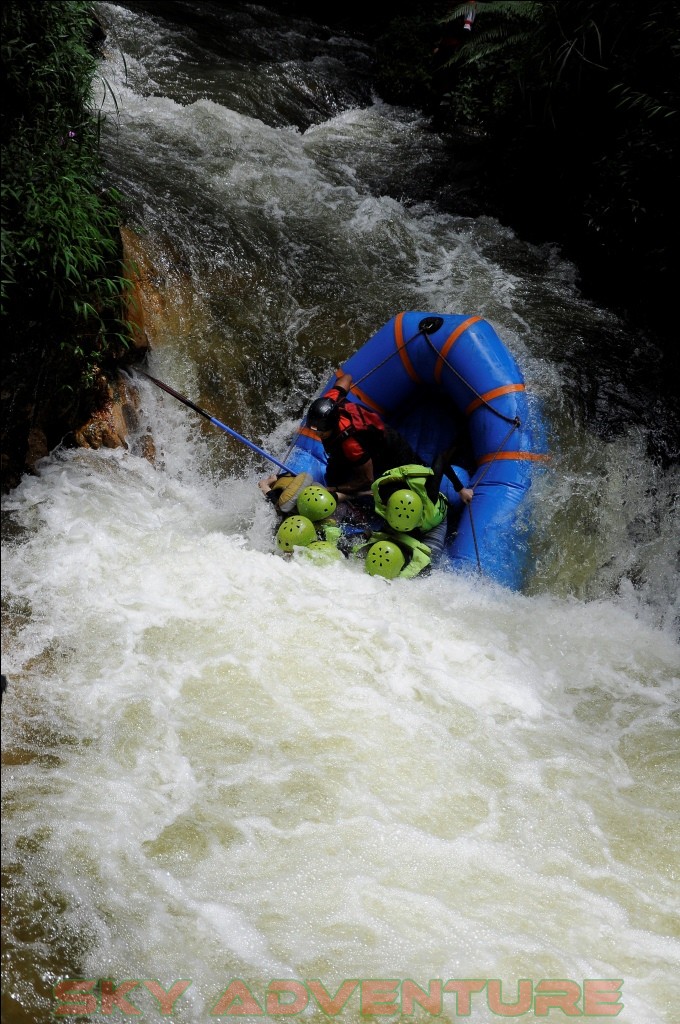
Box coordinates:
[276,515,316,552]
[365,540,405,579]
[296,485,337,522]
[385,489,424,531]
[304,540,345,563]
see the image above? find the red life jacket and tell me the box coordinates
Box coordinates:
[335,402,386,445]
[321,390,420,485]
[320,388,386,462]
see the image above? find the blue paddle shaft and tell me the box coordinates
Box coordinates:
[139,371,296,475]
[206,414,295,474]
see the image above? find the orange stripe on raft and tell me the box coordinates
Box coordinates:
[465,383,525,416]
[299,426,320,440]
[395,311,422,384]
[434,316,483,384]
[478,451,551,464]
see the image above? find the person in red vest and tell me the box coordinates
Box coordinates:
[258,370,473,510]
[305,370,422,497]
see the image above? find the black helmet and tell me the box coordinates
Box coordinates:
[307,396,339,432]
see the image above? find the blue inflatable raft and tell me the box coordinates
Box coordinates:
[284,312,549,589]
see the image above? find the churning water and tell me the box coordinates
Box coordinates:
[2,3,678,1022]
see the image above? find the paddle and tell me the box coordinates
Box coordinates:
[137,370,297,475]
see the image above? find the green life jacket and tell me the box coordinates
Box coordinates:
[371,464,448,533]
[321,521,342,545]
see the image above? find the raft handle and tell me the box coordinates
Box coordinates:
[419,315,444,335]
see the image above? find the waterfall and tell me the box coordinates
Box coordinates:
[2,4,677,1022]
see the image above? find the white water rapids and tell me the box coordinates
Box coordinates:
[2,3,678,1022]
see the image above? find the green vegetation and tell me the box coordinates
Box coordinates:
[1,0,132,490]
[374,1,678,337]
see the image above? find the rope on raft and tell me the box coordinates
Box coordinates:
[350,316,521,430]
[349,316,523,484]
